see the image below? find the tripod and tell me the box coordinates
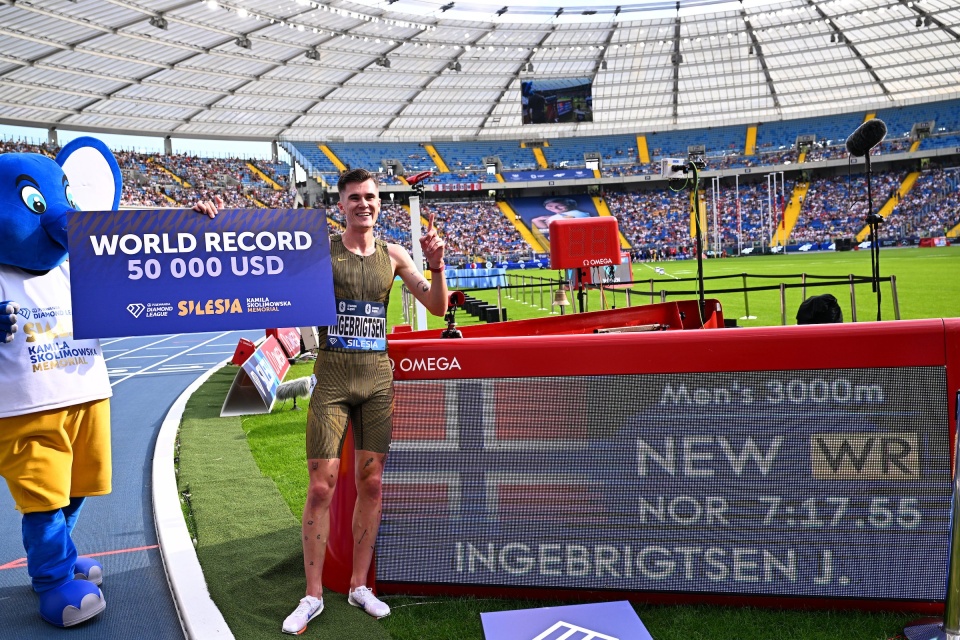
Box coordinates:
[864,153,882,321]
[441,291,465,338]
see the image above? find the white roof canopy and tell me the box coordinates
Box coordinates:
[1,0,958,142]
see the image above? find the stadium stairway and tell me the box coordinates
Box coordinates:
[745,125,758,156]
[424,144,450,172]
[246,162,283,190]
[498,201,545,252]
[855,171,921,242]
[150,158,192,187]
[319,144,348,172]
[592,196,632,250]
[532,146,549,169]
[400,203,429,230]
[636,135,650,163]
[771,182,809,246]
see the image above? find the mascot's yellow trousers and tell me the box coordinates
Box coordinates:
[0,399,111,513]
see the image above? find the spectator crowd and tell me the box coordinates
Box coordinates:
[2,136,957,262]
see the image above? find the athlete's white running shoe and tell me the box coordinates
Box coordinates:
[282,595,323,635]
[348,586,391,618]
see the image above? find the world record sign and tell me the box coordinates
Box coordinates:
[378,366,951,602]
[65,207,336,339]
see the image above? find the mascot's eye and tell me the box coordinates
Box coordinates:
[20,185,47,214]
[64,184,79,210]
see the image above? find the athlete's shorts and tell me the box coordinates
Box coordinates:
[307,349,394,458]
[0,398,112,514]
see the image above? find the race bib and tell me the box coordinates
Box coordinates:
[326,298,387,351]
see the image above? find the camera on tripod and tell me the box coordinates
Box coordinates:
[660,156,706,179]
[441,291,466,339]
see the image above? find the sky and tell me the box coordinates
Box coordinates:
[0,123,286,161]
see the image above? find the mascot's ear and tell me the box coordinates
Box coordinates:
[56,137,122,211]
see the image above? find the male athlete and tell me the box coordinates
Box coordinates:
[283,168,448,633]
[196,169,447,633]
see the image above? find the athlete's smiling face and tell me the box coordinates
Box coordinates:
[339,178,381,231]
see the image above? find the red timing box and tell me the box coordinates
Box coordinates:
[231,338,256,365]
[548,216,621,270]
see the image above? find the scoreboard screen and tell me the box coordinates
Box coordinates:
[379,366,951,602]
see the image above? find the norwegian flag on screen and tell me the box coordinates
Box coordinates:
[384,378,601,525]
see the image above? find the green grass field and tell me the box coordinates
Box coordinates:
[179,246,959,640]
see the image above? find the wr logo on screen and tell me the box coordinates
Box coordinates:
[810,433,918,479]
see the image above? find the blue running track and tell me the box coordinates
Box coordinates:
[0,330,261,639]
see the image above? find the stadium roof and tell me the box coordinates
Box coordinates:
[1,0,959,142]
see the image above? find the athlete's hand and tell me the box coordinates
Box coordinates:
[193,195,224,219]
[420,212,445,270]
[0,300,20,344]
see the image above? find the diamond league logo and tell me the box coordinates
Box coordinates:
[127,303,146,318]
[17,307,30,320]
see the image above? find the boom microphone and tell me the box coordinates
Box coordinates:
[275,374,316,410]
[845,119,887,157]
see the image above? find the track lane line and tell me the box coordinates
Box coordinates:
[103,334,183,362]
[1,545,159,571]
[110,332,231,387]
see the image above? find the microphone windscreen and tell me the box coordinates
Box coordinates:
[845,119,887,157]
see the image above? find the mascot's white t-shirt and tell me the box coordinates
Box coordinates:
[0,263,112,418]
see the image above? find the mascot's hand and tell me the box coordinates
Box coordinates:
[0,301,20,344]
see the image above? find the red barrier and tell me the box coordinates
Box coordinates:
[390,299,725,341]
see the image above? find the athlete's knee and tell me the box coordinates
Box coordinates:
[356,473,383,503]
[305,470,338,507]
[306,481,336,509]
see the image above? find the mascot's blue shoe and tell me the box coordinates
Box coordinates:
[38,580,106,628]
[73,556,103,586]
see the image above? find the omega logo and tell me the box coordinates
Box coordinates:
[390,356,462,372]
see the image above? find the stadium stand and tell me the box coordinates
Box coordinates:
[3,96,959,260]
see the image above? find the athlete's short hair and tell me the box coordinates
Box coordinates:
[338,168,379,193]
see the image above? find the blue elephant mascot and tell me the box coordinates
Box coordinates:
[0,137,122,627]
